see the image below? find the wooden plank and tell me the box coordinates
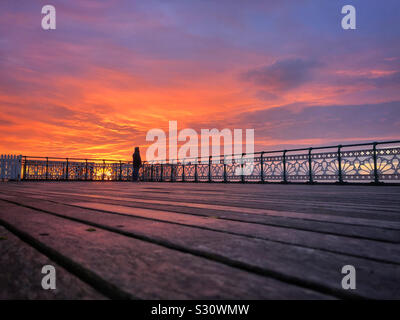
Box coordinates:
[1,189,398,243]
[78,195,400,229]
[67,201,400,264]
[0,226,105,299]
[3,192,398,264]
[4,182,400,213]
[5,185,400,226]
[17,191,399,243]
[0,201,329,299]
[4,180,400,214]
[1,199,399,299]
[104,186,400,214]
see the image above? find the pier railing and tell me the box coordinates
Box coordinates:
[21,157,138,181]
[144,140,400,184]
[17,140,400,184]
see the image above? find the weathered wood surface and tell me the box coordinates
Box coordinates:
[0,226,105,299]
[0,182,399,299]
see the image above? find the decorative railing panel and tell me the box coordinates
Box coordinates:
[310,151,339,182]
[376,147,400,180]
[197,163,210,182]
[286,153,309,182]
[261,154,285,182]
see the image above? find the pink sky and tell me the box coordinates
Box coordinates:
[0,0,399,160]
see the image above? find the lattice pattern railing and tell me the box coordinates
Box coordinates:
[19,140,400,183]
[144,141,400,184]
[22,157,140,181]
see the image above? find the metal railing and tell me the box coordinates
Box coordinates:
[143,140,400,184]
[21,156,139,181]
[20,140,400,184]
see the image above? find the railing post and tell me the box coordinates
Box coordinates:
[194,162,198,183]
[119,160,122,181]
[241,153,245,183]
[160,162,164,182]
[23,156,27,180]
[0,155,3,181]
[182,162,185,182]
[208,156,212,182]
[337,145,343,183]
[260,152,265,183]
[308,148,313,184]
[102,160,105,181]
[66,158,69,180]
[282,150,287,183]
[373,142,379,184]
[151,163,154,182]
[223,156,227,183]
[45,157,49,180]
[17,155,22,181]
[85,160,88,181]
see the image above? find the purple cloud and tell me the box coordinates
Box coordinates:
[240,58,321,92]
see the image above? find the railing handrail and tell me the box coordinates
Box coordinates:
[145,139,400,164]
[22,156,131,162]
[20,139,400,165]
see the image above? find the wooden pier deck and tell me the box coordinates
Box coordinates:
[0,182,399,300]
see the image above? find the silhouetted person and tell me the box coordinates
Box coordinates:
[132,147,142,181]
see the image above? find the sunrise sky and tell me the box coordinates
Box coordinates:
[0,0,399,160]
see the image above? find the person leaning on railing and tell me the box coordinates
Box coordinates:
[132,147,142,181]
